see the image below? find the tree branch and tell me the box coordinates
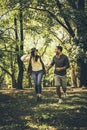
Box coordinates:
[55,0,75,37]
[22,5,69,33]
[0,65,12,76]
[50,30,69,51]
[41,45,48,57]
[50,30,63,44]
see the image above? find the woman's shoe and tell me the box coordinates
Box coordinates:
[37,94,42,102]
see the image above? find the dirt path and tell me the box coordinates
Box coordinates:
[0,88,87,130]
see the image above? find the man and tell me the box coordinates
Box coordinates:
[47,46,70,103]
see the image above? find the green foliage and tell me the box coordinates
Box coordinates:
[0,0,87,87]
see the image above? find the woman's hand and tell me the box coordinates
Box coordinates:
[46,70,49,74]
[28,72,31,77]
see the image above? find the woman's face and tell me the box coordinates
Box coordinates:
[34,50,38,56]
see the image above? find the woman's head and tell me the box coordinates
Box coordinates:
[31,48,38,57]
[31,48,39,62]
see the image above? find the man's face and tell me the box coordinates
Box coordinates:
[55,47,61,54]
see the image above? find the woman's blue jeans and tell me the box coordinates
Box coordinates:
[32,70,43,94]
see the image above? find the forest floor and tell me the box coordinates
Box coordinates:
[0,87,87,130]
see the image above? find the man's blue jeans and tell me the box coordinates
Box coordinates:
[32,70,43,94]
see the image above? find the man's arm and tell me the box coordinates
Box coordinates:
[64,56,70,69]
[47,64,53,71]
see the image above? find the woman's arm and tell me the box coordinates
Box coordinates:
[20,54,30,62]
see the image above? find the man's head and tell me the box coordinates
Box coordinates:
[55,46,63,55]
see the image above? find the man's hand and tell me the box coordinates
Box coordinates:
[56,67,66,71]
[46,65,53,74]
[56,67,62,71]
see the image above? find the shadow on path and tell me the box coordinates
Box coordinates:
[0,89,87,130]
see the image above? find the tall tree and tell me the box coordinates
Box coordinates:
[28,0,87,87]
[17,1,24,89]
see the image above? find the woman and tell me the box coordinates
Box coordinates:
[28,48,45,101]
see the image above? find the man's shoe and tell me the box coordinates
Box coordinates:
[63,93,67,98]
[37,94,42,102]
[58,99,63,104]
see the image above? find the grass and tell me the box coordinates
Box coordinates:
[0,88,87,130]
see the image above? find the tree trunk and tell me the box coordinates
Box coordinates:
[70,65,77,87]
[10,41,17,88]
[17,3,24,89]
[85,0,87,13]
[17,56,24,89]
[11,74,17,88]
[10,60,17,88]
[78,0,85,10]
[78,59,87,87]
[77,0,87,87]
[14,5,24,89]
[28,76,32,88]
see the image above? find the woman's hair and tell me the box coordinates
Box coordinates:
[31,48,39,62]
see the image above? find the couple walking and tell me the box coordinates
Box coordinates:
[22,46,70,103]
